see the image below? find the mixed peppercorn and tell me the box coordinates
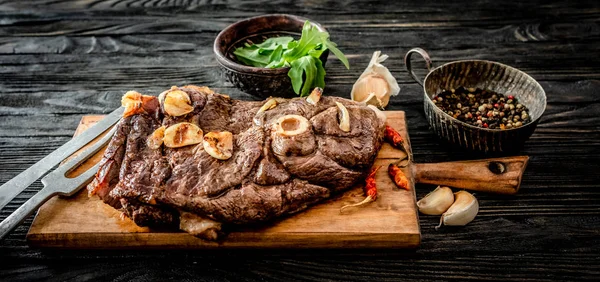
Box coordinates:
[431,86,531,129]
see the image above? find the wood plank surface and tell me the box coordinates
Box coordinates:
[26,111,419,249]
[1,0,599,281]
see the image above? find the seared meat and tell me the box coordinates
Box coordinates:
[88,85,385,239]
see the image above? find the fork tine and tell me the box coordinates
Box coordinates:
[41,125,117,186]
[59,162,102,196]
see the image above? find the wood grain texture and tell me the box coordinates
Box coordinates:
[414,156,529,194]
[1,0,600,281]
[26,112,420,249]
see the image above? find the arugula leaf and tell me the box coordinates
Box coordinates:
[284,21,349,70]
[318,33,350,69]
[233,36,293,67]
[233,21,349,96]
[307,43,325,59]
[283,22,323,61]
[254,36,293,50]
[233,46,270,67]
[288,55,326,97]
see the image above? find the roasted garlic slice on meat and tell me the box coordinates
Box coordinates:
[163,122,203,148]
[147,126,166,150]
[121,91,143,107]
[257,98,278,114]
[335,102,350,132]
[253,98,279,126]
[203,131,233,160]
[121,90,155,117]
[162,87,194,117]
[351,51,400,109]
[306,87,323,105]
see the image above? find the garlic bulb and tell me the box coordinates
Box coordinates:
[436,191,479,229]
[417,186,454,215]
[351,51,400,109]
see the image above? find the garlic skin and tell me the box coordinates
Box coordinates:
[436,191,479,229]
[351,51,400,109]
[417,186,454,215]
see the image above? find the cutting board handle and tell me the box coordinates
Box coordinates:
[413,156,529,194]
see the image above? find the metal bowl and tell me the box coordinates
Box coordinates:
[214,14,329,98]
[404,48,547,153]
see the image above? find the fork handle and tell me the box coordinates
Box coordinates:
[413,156,529,195]
[0,187,57,240]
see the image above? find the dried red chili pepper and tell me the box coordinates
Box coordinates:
[384,125,405,150]
[340,165,381,213]
[388,163,409,191]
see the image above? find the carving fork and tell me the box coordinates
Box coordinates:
[0,108,123,239]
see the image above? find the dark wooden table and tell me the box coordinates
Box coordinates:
[1,1,599,281]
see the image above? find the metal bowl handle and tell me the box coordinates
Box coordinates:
[404,48,433,87]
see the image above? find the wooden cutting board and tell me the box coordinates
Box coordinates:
[26,111,420,249]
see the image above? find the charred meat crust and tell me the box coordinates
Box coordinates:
[120,198,179,228]
[87,116,132,208]
[88,86,385,235]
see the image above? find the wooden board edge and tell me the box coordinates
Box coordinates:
[27,231,421,249]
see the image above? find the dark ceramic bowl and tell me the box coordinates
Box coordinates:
[214,14,329,98]
[404,48,547,153]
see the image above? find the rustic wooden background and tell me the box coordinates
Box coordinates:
[1,0,599,281]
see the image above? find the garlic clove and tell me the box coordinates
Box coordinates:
[436,190,479,229]
[335,102,350,132]
[163,88,194,117]
[147,126,166,150]
[163,122,203,148]
[350,51,400,109]
[306,87,323,105]
[203,131,233,160]
[158,86,179,106]
[121,90,155,117]
[417,186,454,215]
[121,91,142,107]
[257,98,278,114]
[253,98,279,126]
[123,101,143,118]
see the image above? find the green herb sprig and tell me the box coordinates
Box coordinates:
[233,21,350,97]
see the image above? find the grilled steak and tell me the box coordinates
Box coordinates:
[88,85,386,239]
